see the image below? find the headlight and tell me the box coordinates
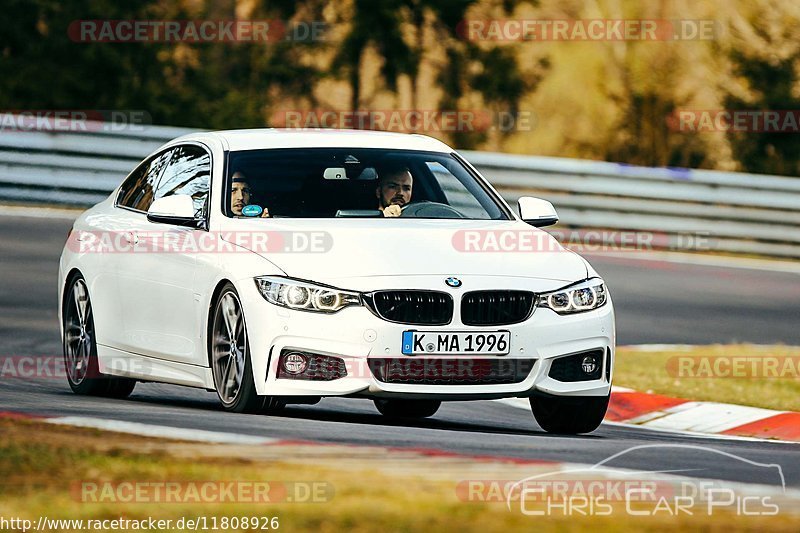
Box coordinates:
[254,277,361,313]
[537,279,608,315]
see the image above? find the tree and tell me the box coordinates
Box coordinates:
[433,1,544,148]
[0,0,167,114]
[717,1,800,176]
[0,0,325,129]
[724,49,800,176]
[330,0,414,110]
[330,0,539,148]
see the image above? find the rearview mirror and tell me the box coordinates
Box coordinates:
[147,195,199,227]
[323,167,348,180]
[518,196,559,227]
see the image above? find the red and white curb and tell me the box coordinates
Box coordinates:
[0,410,566,477]
[46,416,284,445]
[0,411,281,445]
[4,410,799,506]
[606,387,800,441]
[498,387,800,443]
[4,386,799,447]
[0,410,557,466]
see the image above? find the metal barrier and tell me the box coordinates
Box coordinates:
[464,151,800,258]
[1,123,798,257]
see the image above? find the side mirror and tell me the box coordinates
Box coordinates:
[147,195,199,227]
[518,196,559,227]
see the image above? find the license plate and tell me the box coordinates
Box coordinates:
[401,331,510,355]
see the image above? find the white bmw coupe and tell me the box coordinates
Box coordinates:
[59,129,615,433]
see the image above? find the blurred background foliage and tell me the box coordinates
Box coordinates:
[2,0,800,175]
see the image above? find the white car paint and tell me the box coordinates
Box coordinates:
[58,129,615,403]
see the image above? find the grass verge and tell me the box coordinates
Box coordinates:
[615,344,800,411]
[1,417,798,532]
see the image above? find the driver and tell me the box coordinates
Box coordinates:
[375,164,413,218]
[231,171,270,217]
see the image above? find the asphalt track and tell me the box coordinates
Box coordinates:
[1,213,799,491]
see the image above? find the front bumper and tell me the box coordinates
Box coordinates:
[238,278,615,400]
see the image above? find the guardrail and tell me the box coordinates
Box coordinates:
[463,151,800,258]
[1,123,799,257]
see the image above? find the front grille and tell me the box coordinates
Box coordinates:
[369,357,535,385]
[461,290,535,326]
[548,349,605,382]
[367,291,453,325]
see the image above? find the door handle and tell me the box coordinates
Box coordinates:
[125,231,139,245]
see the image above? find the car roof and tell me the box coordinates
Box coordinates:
[172,128,455,153]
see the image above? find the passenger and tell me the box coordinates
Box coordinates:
[230,172,270,217]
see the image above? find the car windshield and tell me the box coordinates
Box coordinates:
[223,148,509,219]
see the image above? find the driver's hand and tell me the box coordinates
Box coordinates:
[261,207,270,218]
[382,204,402,217]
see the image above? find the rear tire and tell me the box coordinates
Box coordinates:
[374,399,441,418]
[529,393,609,434]
[62,275,136,398]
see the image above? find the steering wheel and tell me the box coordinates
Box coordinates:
[400,201,466,219]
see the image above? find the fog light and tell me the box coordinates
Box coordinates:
[581,355,598,374]
[282,352,308,375]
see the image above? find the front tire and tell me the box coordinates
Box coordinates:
[374,399,441,418]
[210,283,279,414]
[62,275,136,398]
[529,393,609,434]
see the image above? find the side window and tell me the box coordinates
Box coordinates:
[116,149,173,211]
[154,145,211,218]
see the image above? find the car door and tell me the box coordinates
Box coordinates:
[100,148,174,351]
[115,144,211,364]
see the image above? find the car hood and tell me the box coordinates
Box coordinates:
[216,218,588,284]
